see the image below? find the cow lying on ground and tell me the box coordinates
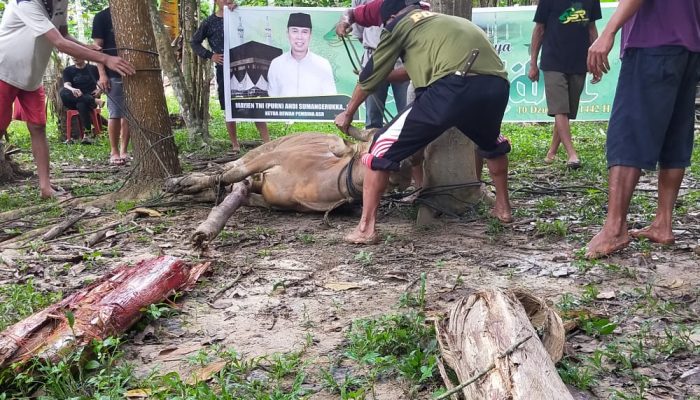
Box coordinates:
[165,128,414,214]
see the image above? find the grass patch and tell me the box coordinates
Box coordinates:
[0,279,62,331]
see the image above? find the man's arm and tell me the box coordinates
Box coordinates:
[44,29,135,76]
[528,23,544,82]
[334,83,370,133]
[190,19,213,60]
[588,0,645,76]
[91,37,111,91]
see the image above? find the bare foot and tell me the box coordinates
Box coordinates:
[344,228,379,245]
[585,229,631,259]
[399,188,421,203]
[630,226,675,245]
[40,187,57,199]
[491,204,513,223]
[40,185,70,200]
[544,154,556,164]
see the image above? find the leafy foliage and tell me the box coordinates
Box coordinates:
[0,279,62,331]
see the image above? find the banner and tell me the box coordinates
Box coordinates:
[223,4,621,123]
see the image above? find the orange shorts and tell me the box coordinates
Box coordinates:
[0,80,46,129]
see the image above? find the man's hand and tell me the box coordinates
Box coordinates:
[527,61,539,82]
[221,0,238,11]
[105,56,136,77]
[98,75,110,92]
[86,43,102,51]
[590,73,602,84]
[335,21,352,37]
[587,32,615,77]
[71,88,82,97]
[91,87,102,97]
[334,110,352,134]
[211,53,224,65]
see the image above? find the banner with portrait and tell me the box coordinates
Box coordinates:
[223,4,622,123]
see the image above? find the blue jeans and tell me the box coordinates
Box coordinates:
[365,80,410,129]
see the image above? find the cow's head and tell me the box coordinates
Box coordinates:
[347,127,415,192]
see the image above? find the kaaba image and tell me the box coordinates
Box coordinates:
[229,41,283,98]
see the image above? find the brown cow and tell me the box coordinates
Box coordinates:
[165,128,413,213]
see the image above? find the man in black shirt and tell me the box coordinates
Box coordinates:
[529,0,601,168]
[60,57,101,138]
[190,0,270,153]
[92,7,130,165]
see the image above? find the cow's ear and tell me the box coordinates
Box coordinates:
[329,137,355,158]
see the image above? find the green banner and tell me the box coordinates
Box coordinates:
[223,4,621,122]
[473,4,620,121]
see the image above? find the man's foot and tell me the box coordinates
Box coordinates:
[544,154,556,164]
[585,229,631,259]
[40,185,70,200]
[566,159,582,170]
[491,204,513,223]
[344,228,379,245]
[109,155,125,166]
[630,226,675,245]
[399,188,422,203]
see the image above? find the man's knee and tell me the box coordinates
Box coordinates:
[477,135,511,159]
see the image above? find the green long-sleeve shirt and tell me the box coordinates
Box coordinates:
[359,9,507,92]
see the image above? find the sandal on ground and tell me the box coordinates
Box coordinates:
[566,160,582,170]
[109,155,126,166]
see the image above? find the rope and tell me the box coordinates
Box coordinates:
[340,36,361,74]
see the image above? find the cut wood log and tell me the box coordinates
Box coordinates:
[0,256,209,369]
[436,289,572,400]
[191,181,249,249]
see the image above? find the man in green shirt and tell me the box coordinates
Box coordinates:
[335,0,512,244]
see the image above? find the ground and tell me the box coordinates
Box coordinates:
[0,113,698,399]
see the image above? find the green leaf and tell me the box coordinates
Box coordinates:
[84,360,101,370]
[65,310,75,330]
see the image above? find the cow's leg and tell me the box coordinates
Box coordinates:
[219,155,279,184]
[165,173,220,194]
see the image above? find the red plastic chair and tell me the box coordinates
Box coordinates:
[66,108,102,141]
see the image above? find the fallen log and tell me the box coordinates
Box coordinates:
[436,289,571,400]
[191,181,249,249]
[41,207,99,241]
[0,255,209,369]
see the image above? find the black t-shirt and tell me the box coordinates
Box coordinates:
[534,0,602,74]
[91,8,119,78]
[62,64,99,93]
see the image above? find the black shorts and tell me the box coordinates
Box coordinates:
[215,66,226,111]
[361,74,510,171]
[606,46,700,170]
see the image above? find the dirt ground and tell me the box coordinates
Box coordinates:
[1,151,699,399]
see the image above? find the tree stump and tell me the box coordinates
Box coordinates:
[0,142,31,184]
[436,289,571,400]
[416,130,482,226]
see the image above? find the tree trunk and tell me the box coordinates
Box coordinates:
[416,0,479,226]
[436,289,571,400]
[181,0,212,142]
[149,0,207,138]
[44,53,66,135]
[109,0,182,188]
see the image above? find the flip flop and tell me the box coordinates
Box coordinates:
[566,160,582,170]
[109,155,126,166]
